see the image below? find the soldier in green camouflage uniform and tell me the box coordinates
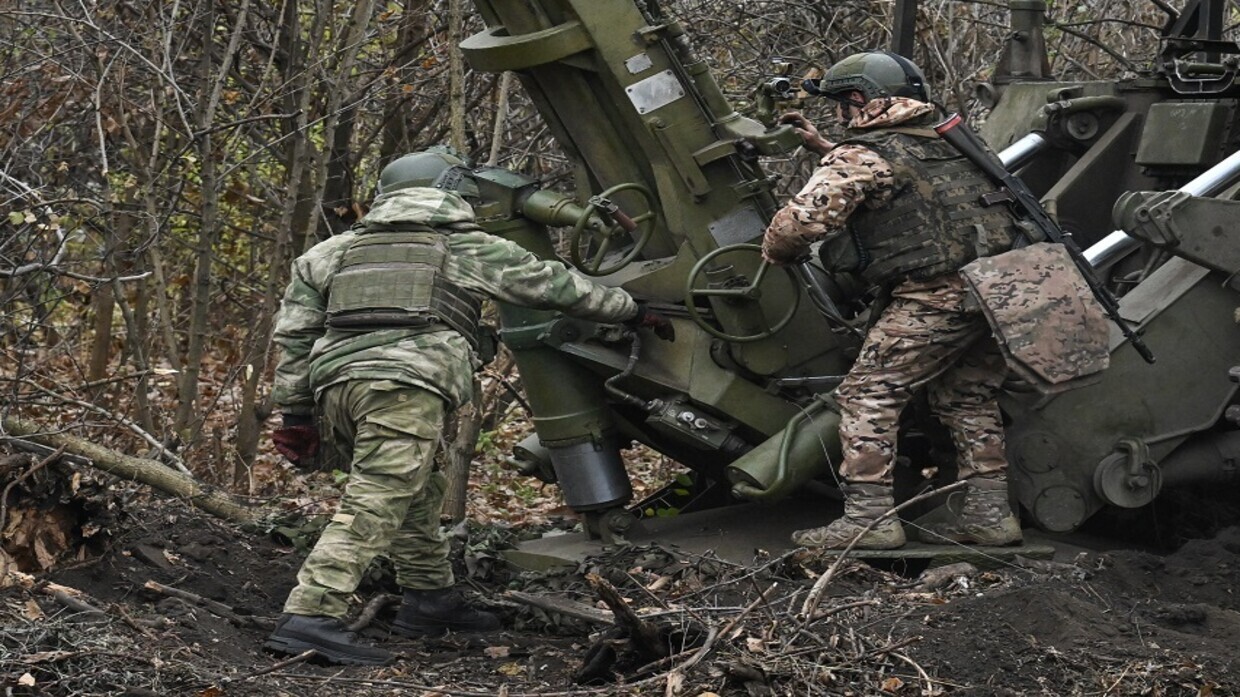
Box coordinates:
[762,52,1024,551]
[264,149,673,665]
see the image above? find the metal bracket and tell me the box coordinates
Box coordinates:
[1093,438,1162,508]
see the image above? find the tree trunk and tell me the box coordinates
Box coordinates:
[441,378,483,523]
[487,71,513,166]
[448,0,467,154]
[442,351,516,521]
[86,283,115,389]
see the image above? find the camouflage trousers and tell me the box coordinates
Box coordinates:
[284,379,454,618]
[835,274,1009,485]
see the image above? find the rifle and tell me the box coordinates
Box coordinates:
[933,113,1156,364]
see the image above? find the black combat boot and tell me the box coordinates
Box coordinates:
[392,587,502,638]
[264,613,394,665]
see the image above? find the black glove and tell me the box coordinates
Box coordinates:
[628,302,676,342]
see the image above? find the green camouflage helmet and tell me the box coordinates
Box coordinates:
[818,51,929,104]
[377,146,470,195]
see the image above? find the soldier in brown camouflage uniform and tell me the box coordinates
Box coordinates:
[264,148,674,664]
[762,52,1023,551]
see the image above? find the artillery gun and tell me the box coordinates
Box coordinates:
[976,0,1240,535]
[446,0,1240,562]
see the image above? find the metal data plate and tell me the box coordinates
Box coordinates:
[626,70,685,114]
[708,206,766,246]
[625,52,653,74]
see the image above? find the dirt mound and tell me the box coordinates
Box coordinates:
[908,532,1240,695]
[5,496,1240,696]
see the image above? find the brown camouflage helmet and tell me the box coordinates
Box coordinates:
[812,51,929,105]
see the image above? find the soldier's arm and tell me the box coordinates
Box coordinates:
[761,145,895,265]
[271,244,339,414]
[446,232,638,323]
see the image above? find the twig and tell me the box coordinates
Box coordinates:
[12,380,189,474]
[143,580,273,629]
[52,590,107,617]
[893,651,958,694]
[111,602,158,639]
[347,592,399,632]
[504,589,615,626]
[800,480,968,618]
[629,636,715,679]
[233,649,316,681]
[810,598,881,620]
[677,582,781,674]
[587,573,667,660]
[1101,662,1133,696]
[5,570,109,618]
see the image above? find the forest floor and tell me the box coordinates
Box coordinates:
[3,475,1239,697]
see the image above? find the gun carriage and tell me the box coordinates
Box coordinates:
[443,0,1240,559]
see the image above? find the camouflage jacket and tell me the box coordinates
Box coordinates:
[273,188,638,414]
[761,97,935,265]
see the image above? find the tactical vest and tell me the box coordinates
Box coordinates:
[829,128,1020,286]
[325,224,483,350]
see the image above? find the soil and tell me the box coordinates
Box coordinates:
[3,493,1239,696]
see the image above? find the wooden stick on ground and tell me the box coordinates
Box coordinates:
[4,570,113,620]
[51,590,106,616]
[234,650,317,681]
[143,580,274,630]
[587,573,667,660]
[503,589,615,626]
[347,592,399,632]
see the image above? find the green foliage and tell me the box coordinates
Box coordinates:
[475,429,501,458]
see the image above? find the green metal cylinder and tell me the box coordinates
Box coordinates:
[726,401,841,501]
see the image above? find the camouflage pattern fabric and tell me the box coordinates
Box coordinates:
[835,274,1008,484]
[761,97,933,265]
[841,130,1021,285]
[273,187,639,618]
[283,381,451,617]
[273,187,638,416]
[959,242,1110,394]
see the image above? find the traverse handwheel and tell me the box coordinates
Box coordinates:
[568,183,658,276]
[684,243,800,343]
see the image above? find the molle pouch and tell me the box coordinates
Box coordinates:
[960,242,1110,395]
[818,229,866,274]
[475,323,500,368]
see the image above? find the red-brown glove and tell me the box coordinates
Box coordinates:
[272,414,319,467]
[629,303,676,342]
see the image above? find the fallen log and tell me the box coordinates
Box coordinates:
[2,415,259,524]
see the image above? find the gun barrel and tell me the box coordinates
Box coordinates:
[998,132,1049,171]
[935,114,1015,183]
[1086,147,1240,267]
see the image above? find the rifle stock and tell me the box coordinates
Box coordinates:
[933,114,1156,364]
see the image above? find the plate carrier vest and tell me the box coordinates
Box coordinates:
[325,223,483,350]
[824,127,1021,286]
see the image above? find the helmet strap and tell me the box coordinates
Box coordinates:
[878,51,928,102]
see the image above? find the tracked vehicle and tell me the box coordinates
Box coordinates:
[445,0,1240,561]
